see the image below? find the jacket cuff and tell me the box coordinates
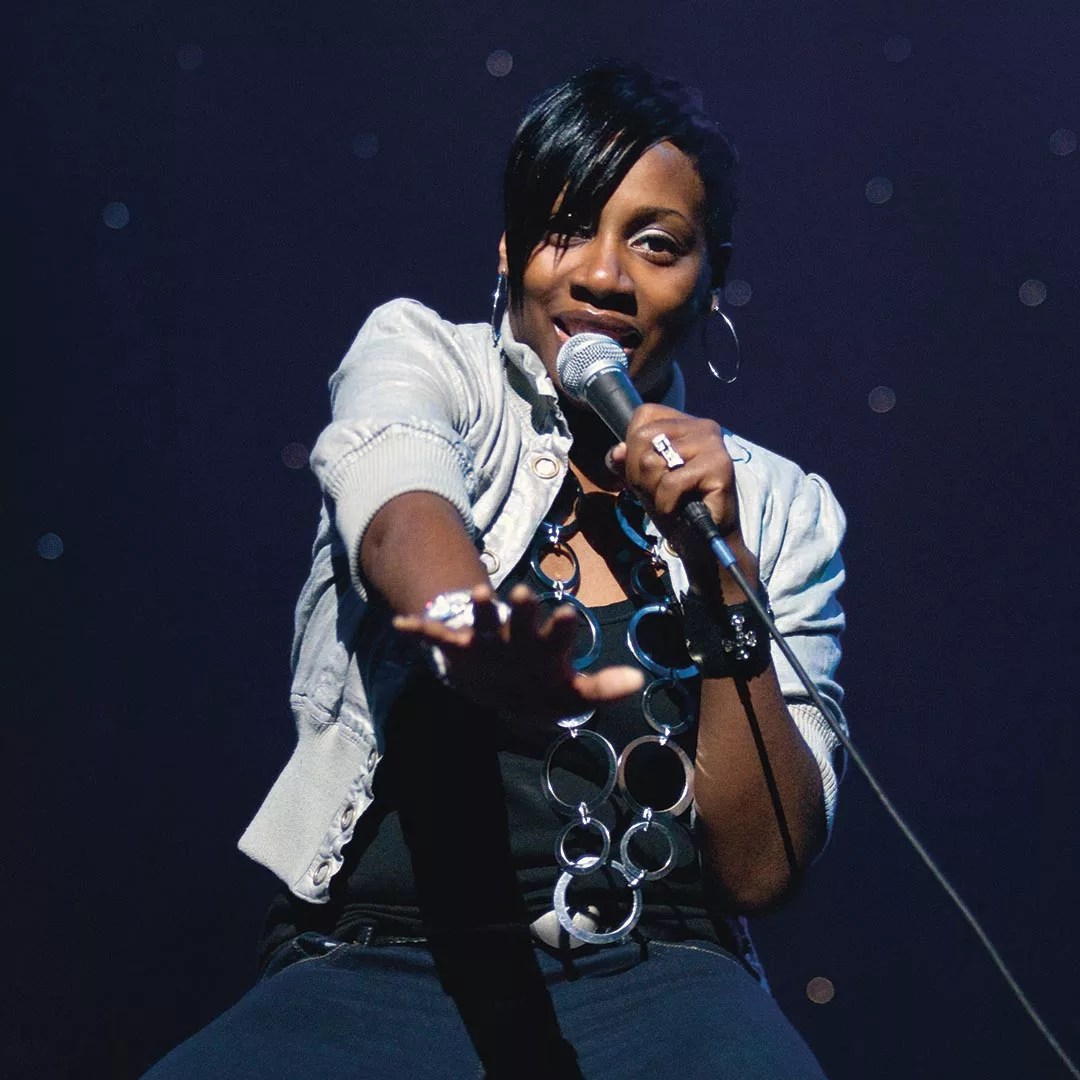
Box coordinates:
[321,424,475,598]
[788,701,843,833]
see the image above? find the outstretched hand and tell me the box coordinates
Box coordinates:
[393,583,644,728]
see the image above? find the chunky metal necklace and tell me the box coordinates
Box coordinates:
[531,482,699,945]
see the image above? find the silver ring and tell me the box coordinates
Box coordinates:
[557,709,594,730]
[556,816,612,876]
[616,735,695,817]
[614,490,654,553]
[535,591,601,670]
[541,729,618,817]
[553,860,643,945]
[652,433,685,469]
[529,534,581,594]
[642,677,696,738]
[619,817,677,882]
[626,604,699,680]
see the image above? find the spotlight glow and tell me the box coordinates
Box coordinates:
[1018,279,1047,307]
[1049,128,1077,156]
[806,976,835,1004]
[176,44,204,70]
[486,50,513,78]
[281,442,309,469]
[37,533,64,560]
[723,279,752,307]
[103,202,130,229]
[868,386,897,413]
[865,177,894,205]
[883,35,912,62]
[351,133,380,160]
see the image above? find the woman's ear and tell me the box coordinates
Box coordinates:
[497,233,509,276]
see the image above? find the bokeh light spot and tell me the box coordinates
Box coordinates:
[176,44,204,70]
[883,35,912,62]
[865,176,894,205]
[486,50,514,78]
[723,279,752,307]
[351,132,380,160]
[103,201,130,229]
[868,386,897,413]
[806,976,835,1004]
[1049,128,1077,156]
[1018,279,1047,307]
[37,533,64,560]
[282,442,309,469]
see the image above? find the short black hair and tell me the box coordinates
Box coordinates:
[503,61,738,307]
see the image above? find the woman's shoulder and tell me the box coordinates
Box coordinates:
[724,428,846,543]
[353,297,490,354]
[724,429,818,491]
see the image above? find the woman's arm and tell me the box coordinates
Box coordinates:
[363,491,644,723]
[689,534,828,914]
[614,404,835,914]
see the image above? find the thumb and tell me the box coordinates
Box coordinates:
[604,442,628,481]
[573,664,644,704]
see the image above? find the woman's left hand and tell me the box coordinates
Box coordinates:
[607,403,742,561]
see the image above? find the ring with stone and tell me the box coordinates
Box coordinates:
[651,433,685,470]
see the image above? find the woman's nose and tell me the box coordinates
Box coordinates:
[570,236,632,300]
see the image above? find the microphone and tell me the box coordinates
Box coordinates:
[555,333,736,568]
[555,332,643,438]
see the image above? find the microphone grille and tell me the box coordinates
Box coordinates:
[556,333,628,402]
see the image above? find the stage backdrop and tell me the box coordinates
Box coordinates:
[10,2,1079,1077]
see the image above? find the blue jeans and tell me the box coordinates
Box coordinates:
[144,933,826,1079]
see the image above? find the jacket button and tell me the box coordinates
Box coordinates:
[313,862,330,885]
[340,805,354,830]
[480,550,500,574]
[531,454,560,480]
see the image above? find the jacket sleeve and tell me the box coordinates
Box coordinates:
[309,299,480,599]
[760,469,848,831]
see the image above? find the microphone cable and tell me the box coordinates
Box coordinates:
[710,541,1079,1080]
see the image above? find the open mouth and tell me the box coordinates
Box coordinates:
[553,315,643,352]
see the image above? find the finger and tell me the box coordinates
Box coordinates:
[508,585,540,640]
[652,456,728,518]
[472,593,505,638]
[605,442,628,481]
[572,665,645,703]
[540,602,580,654]
[392,615,472,647]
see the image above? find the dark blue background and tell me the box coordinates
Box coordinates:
[10,2,1079,1077]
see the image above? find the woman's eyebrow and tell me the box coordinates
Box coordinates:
[628,205,697,228]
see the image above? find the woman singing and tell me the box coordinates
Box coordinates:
[148,61,846,1079]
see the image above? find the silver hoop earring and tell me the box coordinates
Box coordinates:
[491,273,508,346]
[703,290,740,384]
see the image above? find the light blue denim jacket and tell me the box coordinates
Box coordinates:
[239,298,847,905]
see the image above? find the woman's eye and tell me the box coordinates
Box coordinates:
[545,219,594,248]
[563,224,594,244]
[631,230,682,259]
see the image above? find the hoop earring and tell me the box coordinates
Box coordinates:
[703,290,740,384]
[491,273,508,346]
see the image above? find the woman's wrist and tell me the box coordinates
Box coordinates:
[679,528,759,606]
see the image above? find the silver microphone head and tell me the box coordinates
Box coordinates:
[555,333,628,403]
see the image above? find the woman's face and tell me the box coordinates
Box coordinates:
[502,141,713,398]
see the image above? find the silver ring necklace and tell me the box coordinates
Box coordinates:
[529,479,701,945]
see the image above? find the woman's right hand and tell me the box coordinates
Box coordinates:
[393,583,643,730]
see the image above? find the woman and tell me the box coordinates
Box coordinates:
[148,61,846,1079]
